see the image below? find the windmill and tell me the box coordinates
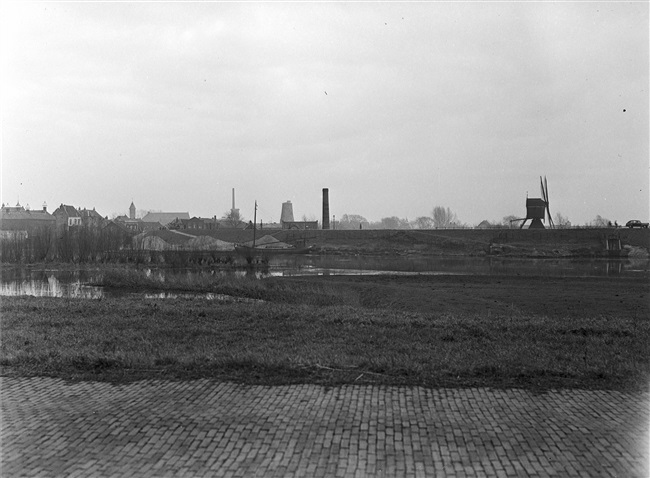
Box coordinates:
[518,176,554,229]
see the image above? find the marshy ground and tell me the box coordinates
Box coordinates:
[1,269,648,391]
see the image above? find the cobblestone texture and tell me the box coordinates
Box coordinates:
[1,377,648,477]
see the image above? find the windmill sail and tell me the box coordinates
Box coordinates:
[539,177,547,223]
[543,176,554,229]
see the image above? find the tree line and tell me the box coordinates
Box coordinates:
[0,225,131,263]
[334,207,615,230]
[1,207,622,263]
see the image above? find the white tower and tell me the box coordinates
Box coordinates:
[281,201,294,225]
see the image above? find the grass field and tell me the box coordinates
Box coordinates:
[1,269,648,390]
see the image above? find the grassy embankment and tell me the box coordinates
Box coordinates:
[1,268,648,390]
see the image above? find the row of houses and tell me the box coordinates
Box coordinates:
[0,201,246,239]
[0,201,191,237]
[120,202,248,231]
[1,199,321,239]
[1,202,121,237]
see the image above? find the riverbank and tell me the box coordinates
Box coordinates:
[2,227,647,266]
[277,227,650,258]
[2,272,648,391]
[133,227,650,258]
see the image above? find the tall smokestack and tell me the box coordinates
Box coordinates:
[322,188,330,230]
[230,188,240,218]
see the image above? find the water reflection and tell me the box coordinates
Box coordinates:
[266,255,650,278]
[1,256,648,299]
[0,274,104,299]
[143,292,261,303]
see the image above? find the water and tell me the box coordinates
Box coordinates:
[270,255,650,277]
[0,269,105,299]
[1,256,648,299]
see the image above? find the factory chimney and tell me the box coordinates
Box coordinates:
[322,188,330,230]
[231,188,239,217]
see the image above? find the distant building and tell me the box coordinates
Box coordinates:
[78,207,106,229]
[259,222,282,229]
[141,212,190,227]
[280,201,295,224]
[102,221,133,250]
[279,201,318,230]
[281,220,319,230]
[168,217,221,230]
[114,217,162,234]
[476,220,493,229]
[114,215,140,232]
[52,204,82,231]
[113,202,165,233]
[0,202,56,237]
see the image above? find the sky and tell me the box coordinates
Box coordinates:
[1,1,648,226]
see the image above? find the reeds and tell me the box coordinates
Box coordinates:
[94,267,361,306]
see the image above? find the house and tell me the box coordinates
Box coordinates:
[141,212,190,227]
[78,207,106,229]
[476,220,493,229]
[52,204,82,231]
[114,216,163,234]
[168,217,219,230]
[114,215,142,232]
[102,221,132,250]
[140,221,164,232]
[187,217,218,230]
[112,202,166,233]
[281,220,319,230]
[0,202,56,237]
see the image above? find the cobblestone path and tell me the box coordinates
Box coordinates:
[1,377,648,477]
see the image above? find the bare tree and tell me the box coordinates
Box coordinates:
[338,214,369,230]
[502,215,523,229]
[554,212,571,228]
[222,210,245,228]
[588,215,610,227]
[431,206,458,229]
[376,216,410,229]
[136,209,151,219]
[413,216,435,229]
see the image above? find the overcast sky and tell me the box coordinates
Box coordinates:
[2,1,648,226]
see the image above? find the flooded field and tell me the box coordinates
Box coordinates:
[1,255,648,299]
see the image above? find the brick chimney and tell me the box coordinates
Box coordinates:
[322,188,330,230]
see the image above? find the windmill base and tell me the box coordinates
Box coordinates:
[520,218,546,229]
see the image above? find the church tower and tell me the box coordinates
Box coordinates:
[129,201,136,220]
